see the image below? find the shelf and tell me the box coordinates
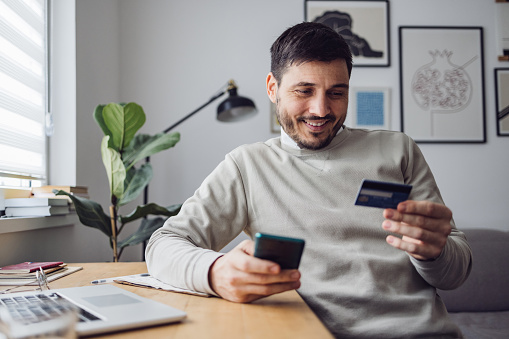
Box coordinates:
[0,213,79,234]
[498,55,509,61]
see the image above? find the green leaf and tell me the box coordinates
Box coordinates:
[94,103,128,149]
[118,163,153,206]
[122,132,180,170]
[55,190,112,237]
[93,104,111,137]
[101,136,126,199]
[102,102,146,151]
[117,217,167,249]
[119,203,181,224]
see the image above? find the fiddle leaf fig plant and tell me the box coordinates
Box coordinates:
[56,102,181,262]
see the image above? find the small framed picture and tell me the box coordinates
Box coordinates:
[495,68,509,136]
[305,0,390,67]
[496,3,509,60]
[347,87,390,130]
[399,26,486,143]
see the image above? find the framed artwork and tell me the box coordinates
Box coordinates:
[399,27,486,143]
[347,87,391,130]
[305,0,390,67]
[496,2,509,60]
[495,68,509,136]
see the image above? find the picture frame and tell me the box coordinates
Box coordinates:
[495,2,509,60]
[495,68,509,136]
[346,87,391,130]
[305,0,390,67]
[399,26,486,143]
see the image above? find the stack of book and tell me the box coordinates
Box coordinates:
[31,185,89,200]
[4,197,70,217]
[0,261,83,286]
[31,185,89,211]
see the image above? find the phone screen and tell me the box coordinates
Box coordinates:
[254,233,305,269]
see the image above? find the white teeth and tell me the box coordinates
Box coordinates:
[306,121,326,127]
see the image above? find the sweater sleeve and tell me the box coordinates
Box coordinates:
[409,228,472,290]
[404,136,472,290]
[145,153,248,295]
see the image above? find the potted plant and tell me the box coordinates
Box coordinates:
[57,102,181,262]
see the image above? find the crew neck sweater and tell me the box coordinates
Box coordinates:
[146,127,471,338]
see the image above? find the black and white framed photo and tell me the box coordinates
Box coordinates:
[399,26,486,143]
[305,0,390,67]
[495,68,509,136]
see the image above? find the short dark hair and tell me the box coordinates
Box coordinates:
[270,22,353,83]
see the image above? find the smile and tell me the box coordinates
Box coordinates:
[305,120,326,127]
[303,119,330,128]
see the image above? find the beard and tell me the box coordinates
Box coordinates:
[275,99,344,150]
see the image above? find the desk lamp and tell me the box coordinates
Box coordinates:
[144,79,257,204]
[162,79,257,133]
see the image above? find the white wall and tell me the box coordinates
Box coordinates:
[9,0,503,265]
[49,0,76,186]
[74,0,145,261]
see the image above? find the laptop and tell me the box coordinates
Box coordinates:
[0,284,187,336]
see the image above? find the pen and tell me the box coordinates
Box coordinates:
[91,273,149,284]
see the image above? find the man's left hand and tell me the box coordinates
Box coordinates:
[382,200,452,260]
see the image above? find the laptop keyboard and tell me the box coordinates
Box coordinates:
[0,293,100,324]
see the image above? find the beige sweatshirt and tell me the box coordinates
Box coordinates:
[146,127,472,338]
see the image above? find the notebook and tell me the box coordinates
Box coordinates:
[0,284,186,336]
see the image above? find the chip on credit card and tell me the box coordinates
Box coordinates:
[354,179,412,209]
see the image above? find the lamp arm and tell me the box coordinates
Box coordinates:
[162,90,226,134]
[143,87,228,206]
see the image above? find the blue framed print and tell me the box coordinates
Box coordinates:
[347,87,391,130]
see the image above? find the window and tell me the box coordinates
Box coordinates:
[0,0,48,188]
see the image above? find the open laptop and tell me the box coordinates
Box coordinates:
[0,284,187,336]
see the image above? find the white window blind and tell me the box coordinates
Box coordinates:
[0,0,47,182]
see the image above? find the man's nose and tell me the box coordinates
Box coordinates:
[308,94,330,117]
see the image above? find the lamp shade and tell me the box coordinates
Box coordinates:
[217,86,257,122]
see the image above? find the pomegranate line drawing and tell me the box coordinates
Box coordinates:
[411,50,478,136]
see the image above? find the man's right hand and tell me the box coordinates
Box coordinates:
[208,239,301,303]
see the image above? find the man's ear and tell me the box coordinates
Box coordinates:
[266,72,278,104]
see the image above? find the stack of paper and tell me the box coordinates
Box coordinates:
[4,198,70,217]
[113,274,210,297]
[0,262,83,286]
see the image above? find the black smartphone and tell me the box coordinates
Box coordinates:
[254,232,305,269]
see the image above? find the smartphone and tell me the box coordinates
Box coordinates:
[254,232,305,269]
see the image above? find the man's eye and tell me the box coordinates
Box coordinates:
[295,89,312,95]
[329,91,345,98]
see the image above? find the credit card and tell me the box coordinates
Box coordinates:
[354,179,412,209]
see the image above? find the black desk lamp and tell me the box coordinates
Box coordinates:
[144,79,257,204]
[162,79,257,133]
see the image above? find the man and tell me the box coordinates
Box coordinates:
[146,22,472,338]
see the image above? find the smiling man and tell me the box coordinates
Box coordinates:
[267,59,349,150]
[147,22,472,338]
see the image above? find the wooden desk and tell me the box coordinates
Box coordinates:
[43,263,332,339]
